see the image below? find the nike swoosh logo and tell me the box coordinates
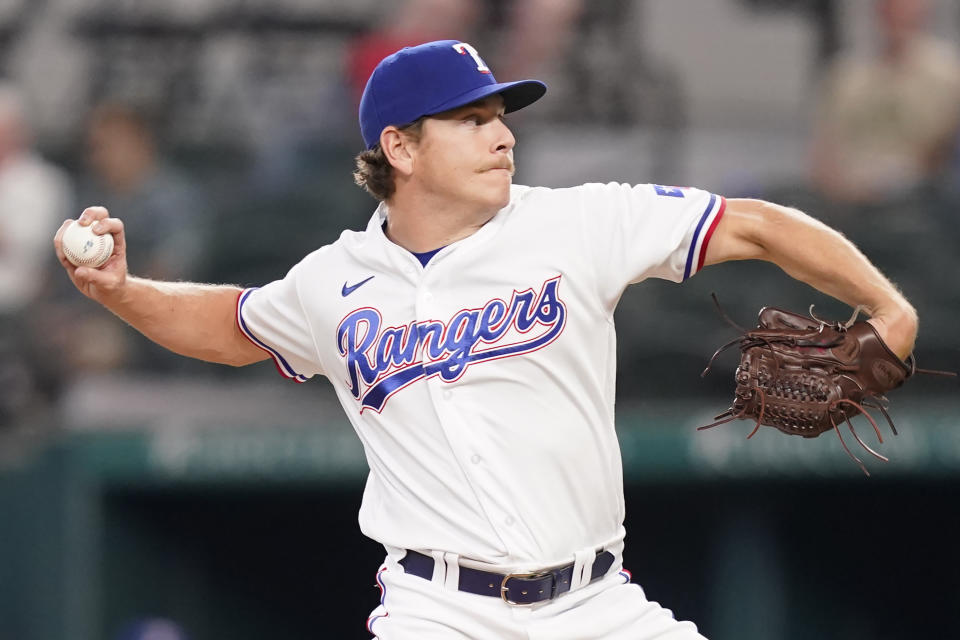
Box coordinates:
[341,275,375,297]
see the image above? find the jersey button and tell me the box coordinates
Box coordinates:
[442,389,452,400]
[470,454,482,464]
[504,515,515,526]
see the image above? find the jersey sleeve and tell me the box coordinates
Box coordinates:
[236,261,324,382]
[575,182,725,298]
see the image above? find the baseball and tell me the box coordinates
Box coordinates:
[62,220,114,268]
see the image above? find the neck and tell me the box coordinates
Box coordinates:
[383,189,502,253]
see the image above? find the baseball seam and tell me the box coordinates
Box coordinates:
[64,235,110,267]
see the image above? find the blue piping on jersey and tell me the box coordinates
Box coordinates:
[683,193,717,281]
[237,288,308,382]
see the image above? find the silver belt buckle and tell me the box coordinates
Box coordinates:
[500,570,554,606]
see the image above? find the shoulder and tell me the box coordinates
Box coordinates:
[508,182,639,210]
[285,219,382,277]
[507,182,707,218]
[275,242,339,287]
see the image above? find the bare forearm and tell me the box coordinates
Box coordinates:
[104,277,267,366]
[758,207,899,309]
[55,208,268,367]
[706,199,918,357]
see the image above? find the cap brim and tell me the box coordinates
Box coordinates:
[425,79,547,117]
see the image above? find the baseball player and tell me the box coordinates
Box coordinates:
[55,41,918,639]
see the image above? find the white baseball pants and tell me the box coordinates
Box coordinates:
[366,555,708,640]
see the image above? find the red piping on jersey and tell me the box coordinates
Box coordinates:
[235,288,305,383]
[366,567,390,634]
[696,196,726,272]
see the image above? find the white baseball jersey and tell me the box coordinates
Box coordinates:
[237,182,725,570]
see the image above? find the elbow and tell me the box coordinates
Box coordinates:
[747,199,829,258]
[185,341,267,368]
[221,354,251,368]
[217,325,272,367]
[718,198,801,263]
[220,348,268,368]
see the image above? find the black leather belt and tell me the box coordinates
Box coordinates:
[399,549,615,605]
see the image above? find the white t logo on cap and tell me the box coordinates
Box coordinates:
[452,42,491,74]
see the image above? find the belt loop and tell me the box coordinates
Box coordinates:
[442,552,460,591]
[570,548,596,592]
[429,550,446,584]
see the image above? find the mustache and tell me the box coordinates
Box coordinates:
[480,160,515,174]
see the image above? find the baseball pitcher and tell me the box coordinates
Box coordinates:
[55,41,919,639]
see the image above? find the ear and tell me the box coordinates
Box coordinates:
[380,126,416,177]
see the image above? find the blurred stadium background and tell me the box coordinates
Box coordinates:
[0,0,958,638]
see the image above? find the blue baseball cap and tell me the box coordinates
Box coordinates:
[359,40,547,149]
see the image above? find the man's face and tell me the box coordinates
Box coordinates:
[408,95,516,214]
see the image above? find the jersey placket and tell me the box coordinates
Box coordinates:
[413,240,528,560]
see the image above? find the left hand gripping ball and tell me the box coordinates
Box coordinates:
[63,220,114,268]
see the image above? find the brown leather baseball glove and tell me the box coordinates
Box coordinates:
[700,299,955,475]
